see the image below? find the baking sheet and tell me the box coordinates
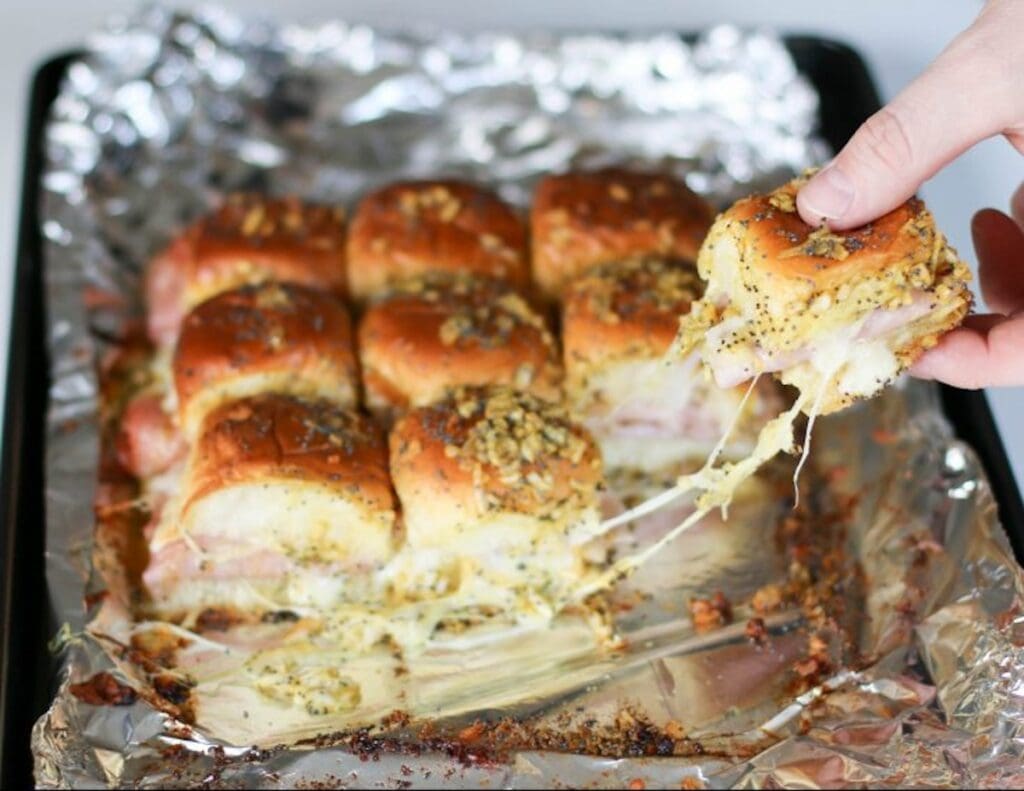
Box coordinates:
[30,5,1024,788]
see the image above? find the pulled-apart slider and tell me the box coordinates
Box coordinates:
[686,174,973,413]
[143,395,396,618]
[531,168,715,299]
[347,180,529,301]
[358,276,562,420]
[145,194,347,346]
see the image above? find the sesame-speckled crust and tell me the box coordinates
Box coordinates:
[562,258,703,379]
[531,169,715,299]
[184,395,394,515]
[358,276,562,417]
[695,173,973,414]
[145,194,348,346]
[346,181,529,301]
[173,283,359,432]
[389,386,602,521]
[705,176,957,293]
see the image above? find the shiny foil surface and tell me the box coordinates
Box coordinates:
[30,5,1024,788]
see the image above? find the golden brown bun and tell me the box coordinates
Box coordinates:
[184,395,393,516]
[358,276,562,417]
[172,283,359,435]
[145,194,347,346]
[706,177,955,292]
[531,169,715,299]
[562,258,703,384]
[346,181,529,301]
[389,386,601,529]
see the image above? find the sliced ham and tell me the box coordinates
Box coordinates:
[116,393,186,479]
[708,291,936,389]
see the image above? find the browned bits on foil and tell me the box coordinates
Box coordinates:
[745,617,768,644]
[688,592,733,632]
[153,674,194,705]
[195,607,245,633]
[751,583,784,614]
[69,672,138,706]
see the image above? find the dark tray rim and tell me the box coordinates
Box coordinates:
[3,36,1023,788]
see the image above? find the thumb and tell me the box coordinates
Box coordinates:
[797,2,1023,230]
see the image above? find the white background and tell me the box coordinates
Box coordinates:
[0,1,1020,491]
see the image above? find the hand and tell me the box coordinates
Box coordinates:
[793,0,1024,389]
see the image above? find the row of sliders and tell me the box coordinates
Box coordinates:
[122,172,778,631]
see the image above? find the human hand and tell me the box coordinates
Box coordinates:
[794,0,1024,389]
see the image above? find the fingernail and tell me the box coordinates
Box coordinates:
[799,166,855,223]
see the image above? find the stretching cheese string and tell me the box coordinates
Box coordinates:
[594,372,763,535]
[570,390,811,601]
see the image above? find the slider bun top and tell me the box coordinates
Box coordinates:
[172,282,358,435]
[562,257,703,381]
[145,194,348,346]
[531,168,714,299]
[358,275,562,417]
[180,394,395,536]
[701,175,967,297]
[389,386,602,539]
[347,180,529,300]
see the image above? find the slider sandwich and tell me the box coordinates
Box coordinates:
[143,395,397,619]
[387,386,603,621]
[562,257,779,482]
[682,173,973,412]
[117,282,359,479]
[347,180,529,301]
[531,168,715,299]
[358,275,562,421]
[145,194,348,347]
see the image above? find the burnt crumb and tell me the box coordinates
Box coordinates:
[262,609,301,624]
[745,617,768,644]
[196,607,244,632]
[688,592,733,632]
[70,672,138,706]
[153,673,194,705]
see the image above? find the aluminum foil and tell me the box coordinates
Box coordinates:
[30,5,1024,788]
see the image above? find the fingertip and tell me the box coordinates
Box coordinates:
[1011,181,1024,228]
[795,165,855,229]
[908,329,987,390]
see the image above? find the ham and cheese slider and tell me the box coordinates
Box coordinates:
[387,386,602,616]
[117,282,359,480]
[531,168,715,299]
[143,395,396,618]
[145,194,347,347]
[172,282,358,436]
[685,174,973,413]
[346,180,529,301]
[562,258,778,479]
[358,276,561,420]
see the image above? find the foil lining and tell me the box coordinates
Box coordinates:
[30,5,1024,788]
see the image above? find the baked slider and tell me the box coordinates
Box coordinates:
[346,180,529,301]
[562,257,779,479]
[358,275,561,420]
[172,282,358,436]
[387,386,602,617]
[145,194,347,346]
[682,173,973,413]
[143,395,396,617]
[531,168,715,299]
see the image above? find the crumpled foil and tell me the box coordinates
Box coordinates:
[30,4,1024,788]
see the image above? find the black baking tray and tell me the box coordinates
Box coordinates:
[2,37,1023,789]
